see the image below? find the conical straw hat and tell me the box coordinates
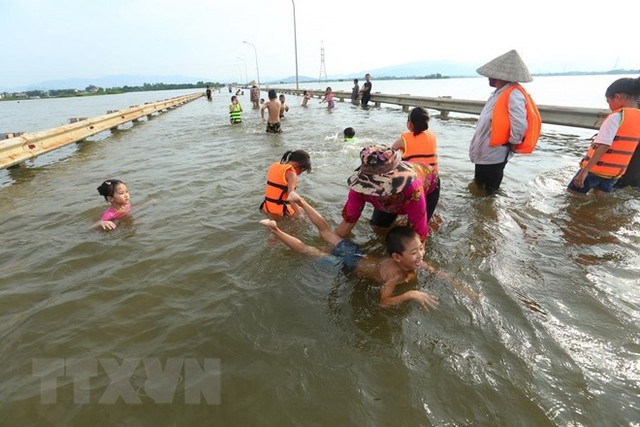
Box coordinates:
[476,49,533,83]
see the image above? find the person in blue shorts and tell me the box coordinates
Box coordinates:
[259,194,459,309]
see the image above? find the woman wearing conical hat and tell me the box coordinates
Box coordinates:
[468,49,541,195]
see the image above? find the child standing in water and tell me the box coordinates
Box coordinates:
[261,89,283,133]
[343,127,356,143]
[568,77,640,195]
[392,107,441,221]
[260,150,311,217]
[320,87,335,109]
[279,94,290,118]
[301,90,311,107]
[229,95,243,124]
[94,179,131,231]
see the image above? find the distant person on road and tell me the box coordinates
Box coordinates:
[359,73,372,107]
[468,49,541,196]
[229,95,243,124]
[392,107,440,221]
[261,89,283,133]
[279,94,290,118]
[570,76,640,194]
[94,179,132,231]
[301,90,311,107]
[320,87,335,109]
[250,85,260,109]
[351,79,359,105]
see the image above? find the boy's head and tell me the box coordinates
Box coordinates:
[231,95,237,102]
[386,226,424,270]
[279,95,286,102]
[268,89,277,100]
[343,127,355,139]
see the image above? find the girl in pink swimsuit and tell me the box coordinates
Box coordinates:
[93,179,132,231]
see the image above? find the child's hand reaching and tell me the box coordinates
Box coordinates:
[95,220,117,231]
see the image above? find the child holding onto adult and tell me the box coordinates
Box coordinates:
[261,89,283,133]
[320,87,335,109]
[343,127,356,143]
[259,150,312,217]
[260,194,476,308]
[279,94,290,118]
[392,107,441,221]
[301,90,311,107]
[93,179,132,231]
[229,95,243,124]
[568,77,640,195]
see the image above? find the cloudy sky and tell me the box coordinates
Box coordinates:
[1,0,638,87]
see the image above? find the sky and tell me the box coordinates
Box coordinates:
[1,0,638,89]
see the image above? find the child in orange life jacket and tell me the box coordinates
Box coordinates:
[93,179,132,231]
[391,107,441,221]
[260,150,312,218]
[568,77,640,195]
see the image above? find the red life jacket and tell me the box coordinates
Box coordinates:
[399,130,438,172]
[489,83,542,154]
[581,108,640,178]
[260,163,296,216]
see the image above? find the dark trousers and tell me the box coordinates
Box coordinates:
[474,162,507,195]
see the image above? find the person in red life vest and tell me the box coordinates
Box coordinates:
[569,77,640,195]
[260,150,311,218]
[391,107,440,221]
[468,49,541,195]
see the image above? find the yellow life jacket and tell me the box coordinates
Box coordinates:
[489,84,542,154]
[581,108,640,179]
[230,103,242,123]
[399,130,438,172]
[260,163,296,216]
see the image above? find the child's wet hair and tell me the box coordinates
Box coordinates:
[386,226,418,255]
[97,179,125,201]
[231,95,237,101]
[268,89,277,99]
[344,127,355,138]
[280,150,311,173]
[408,107,430,134]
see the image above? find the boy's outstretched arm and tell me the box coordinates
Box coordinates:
[421,261,479,301]
[379,266,438,310]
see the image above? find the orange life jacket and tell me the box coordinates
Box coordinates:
[489,83,542,154]
[580,108,640,179]
[260,163,296,216]
[399,130,438,172]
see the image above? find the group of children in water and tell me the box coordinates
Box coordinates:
[95,77,640,310]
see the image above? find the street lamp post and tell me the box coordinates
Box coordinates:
[291,0,299,90]
[242,41,260,87]
[236,57,248,84]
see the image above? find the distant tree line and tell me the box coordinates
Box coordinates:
[1,81,223,101]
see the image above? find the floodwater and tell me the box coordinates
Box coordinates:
[0,77,638,426]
